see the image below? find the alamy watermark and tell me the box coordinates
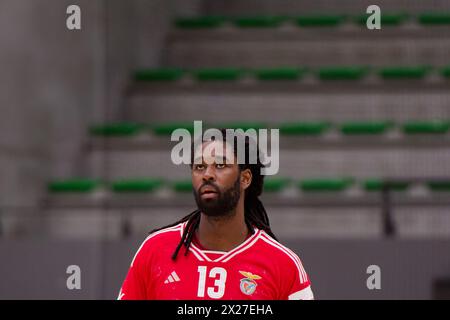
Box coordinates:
[366,265,381,290]
[366,5,381,30]
[66,5,81,30]
[170,121,279,175]
[66,265,81,290]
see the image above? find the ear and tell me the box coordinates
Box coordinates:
[240,168,252,190]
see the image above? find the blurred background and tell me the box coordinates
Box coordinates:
[1,0,450,299]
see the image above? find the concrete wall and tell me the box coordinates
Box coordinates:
[1,239,449,299]
[0,0,199,209]
[0,0,105,207]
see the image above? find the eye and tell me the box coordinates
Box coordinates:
[216,163,226,169]
[194,164,205,170]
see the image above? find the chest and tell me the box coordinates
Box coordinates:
[149,257,279,300]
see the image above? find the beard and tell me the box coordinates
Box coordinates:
[193,175,241,218]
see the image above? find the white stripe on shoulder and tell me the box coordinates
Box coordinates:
[117,288,124,300]
[131,225,181,267]
[260,231,308,282]
[260,233,307,283]
[288,285,314,300]
[180,221,187,237]
[261,233,308,283]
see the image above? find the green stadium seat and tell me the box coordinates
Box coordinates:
[427,181,450,192]
[48,179,100,193]
[134,69,184,82]
[296,15,345,27]
[340,121,392,135]
[89,123,145,137]
[263,178,290,192]
[194,68,244,81]
[363,179,409,192]
[299,178,353,192]
[403,121,450,134]
[214,122,266,131]
[354,13,408,26]
[279,122,330,136]
[317,66,369,80]
[152,122,196,135]
[378,66,430,79]
[254,68,306,81]
[175,16,226,28]
[173,180,193,192]
[110,179,163,193]
[233,16,287,28]
[418,13,450,25]
[441,66,450,78]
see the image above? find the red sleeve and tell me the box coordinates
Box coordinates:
[279,253,314,300]
[118,238,151,300]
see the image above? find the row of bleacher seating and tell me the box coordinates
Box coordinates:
[134,66,450,82]
[89,121,450,137]
[175,13,450,28]
[48,178,450,193]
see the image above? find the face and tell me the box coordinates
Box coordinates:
[192,140,251,217]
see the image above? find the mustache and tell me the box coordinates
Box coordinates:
[198,181,220,194]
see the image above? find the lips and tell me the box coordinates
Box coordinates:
[200,185,219,195]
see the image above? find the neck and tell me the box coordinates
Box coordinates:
[196,198,250,252]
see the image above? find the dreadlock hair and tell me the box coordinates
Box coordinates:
[149,128,278,261]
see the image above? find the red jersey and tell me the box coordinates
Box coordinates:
[118,222,314,300]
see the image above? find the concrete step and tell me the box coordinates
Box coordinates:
[5,206,450,239]
[124,84,450,124]
[80,146,450,181]
[203,0,450,15]
[166,27,450,68]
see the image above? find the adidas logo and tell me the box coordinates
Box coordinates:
[164,271,180,284]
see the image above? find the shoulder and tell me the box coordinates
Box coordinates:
[130,223,183,267]
[258,231,309,283]
[258,230,302,262]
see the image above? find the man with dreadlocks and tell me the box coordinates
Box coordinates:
[118,129,314,300]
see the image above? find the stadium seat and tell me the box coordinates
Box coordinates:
[354,13,409,26]
[152,123,196,135]
[193,68,245,81]
[418,13,450,25]
[110,179,163,193]
[340,121,393,135]
[403,121,450,134]
[213,122,266,131]
[263,178,290,192]
[175,16,226,29]
[363,179,409,192]
[299,178,353,192]
[427,181,450,192]
[172,180,193,192]
[89,123,145,137]
[254,68,307,81]
[295,14,345,27]
[48,179,101,193]
[378,66,430,79]
[317,66,369,80]
[441,66,450,78]
[233,16,287,28]
[134,69,184,82]
[279,122,330,136]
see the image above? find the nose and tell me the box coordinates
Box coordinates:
[202,165,216,182]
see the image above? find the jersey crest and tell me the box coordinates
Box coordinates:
[239,271,261,295]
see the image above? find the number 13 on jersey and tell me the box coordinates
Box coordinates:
[197,266,227,299]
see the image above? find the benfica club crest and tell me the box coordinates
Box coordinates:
[239,271,261,295]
